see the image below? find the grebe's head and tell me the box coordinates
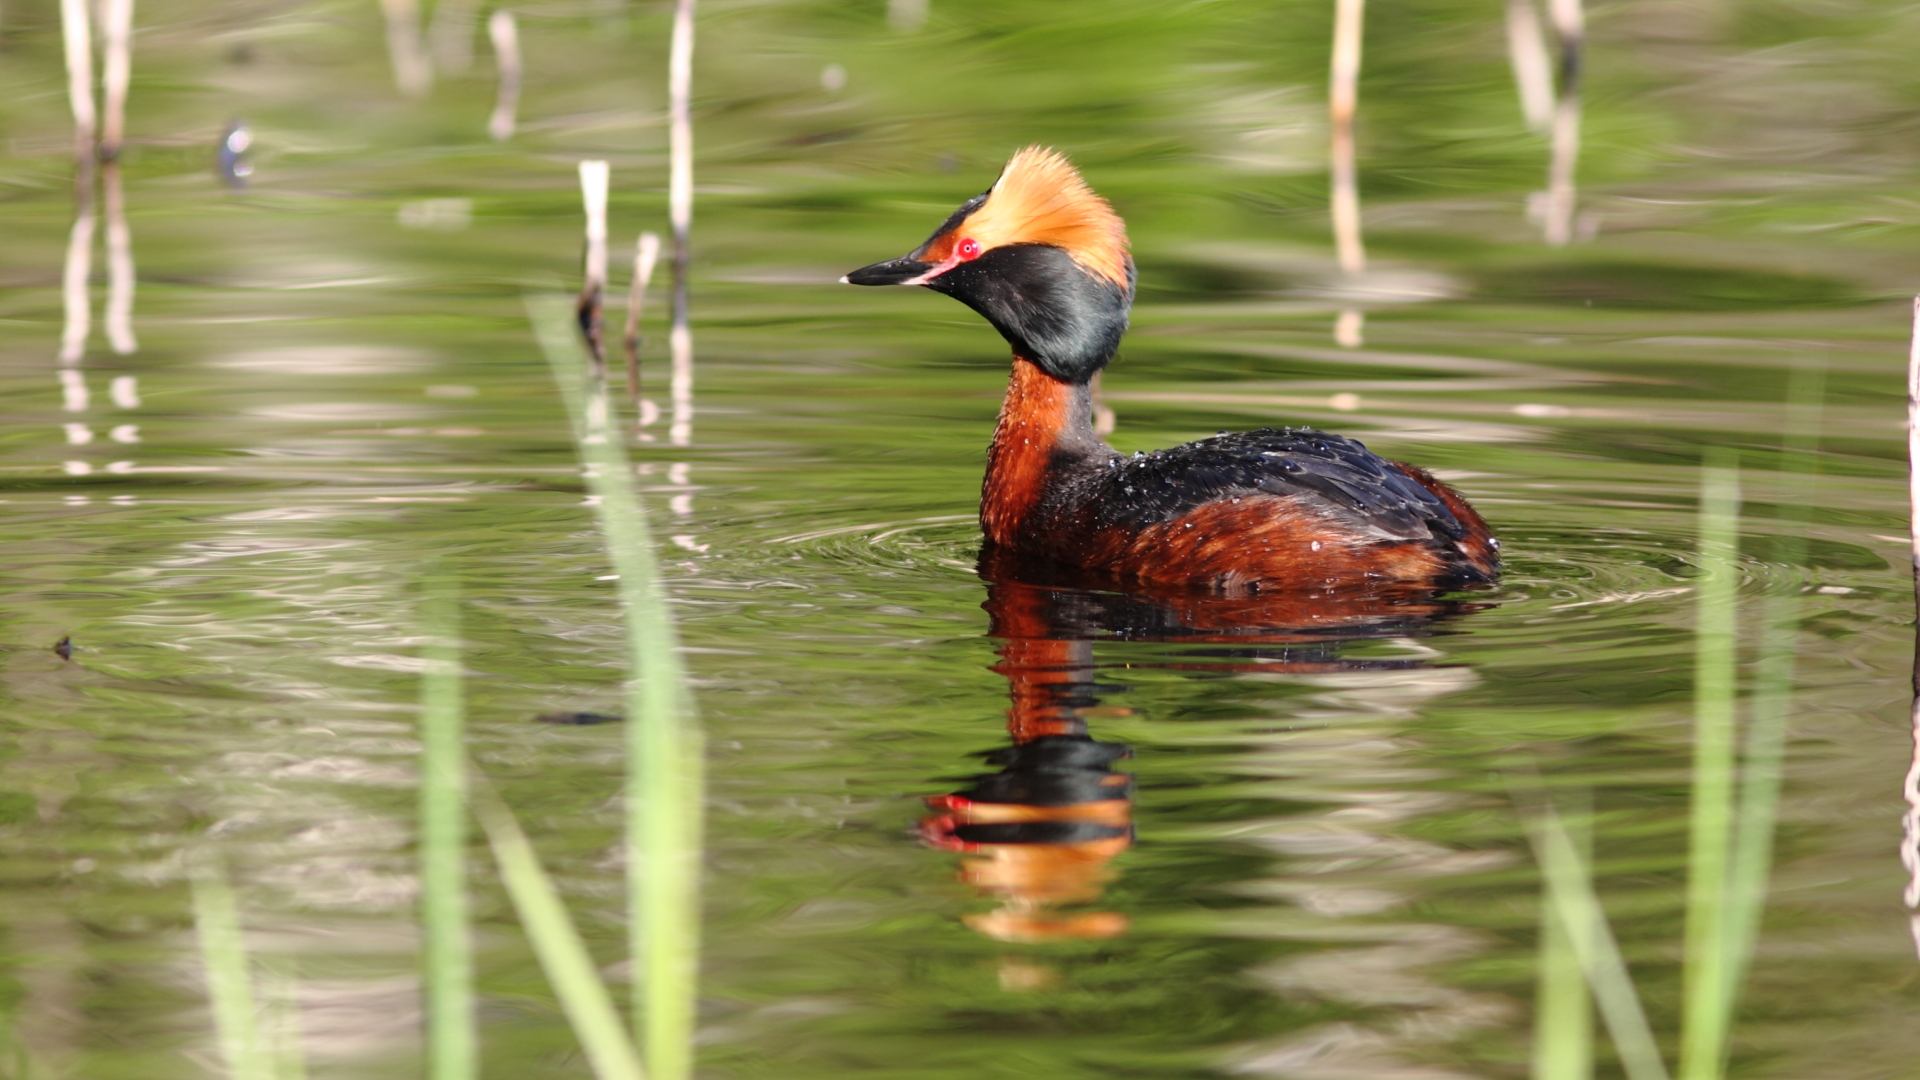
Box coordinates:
[844,146,1133,385]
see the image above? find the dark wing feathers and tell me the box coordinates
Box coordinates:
[1085,428,1463,541]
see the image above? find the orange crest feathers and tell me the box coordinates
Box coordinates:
[961,147,1131,289]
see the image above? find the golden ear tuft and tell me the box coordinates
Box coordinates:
[968,146,1131,289]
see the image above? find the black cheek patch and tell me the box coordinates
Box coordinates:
[927,243,1132,384]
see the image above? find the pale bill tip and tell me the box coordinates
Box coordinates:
[838,274,850,284]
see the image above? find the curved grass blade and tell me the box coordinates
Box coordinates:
[528,291,702,1080]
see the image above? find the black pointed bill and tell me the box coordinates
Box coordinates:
[843,254,946,287]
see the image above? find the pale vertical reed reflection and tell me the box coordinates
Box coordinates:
[59,188,94,364]
[625,232,662,424]
[887,0,928,32]
[1905,298,1920,958]
[419,586,475,1080]
[487,11,520,142]
[1541,0,1584,246]
[59,0,95,163]
[1517,791,1671,1080]
[103,162,136,354]
[191,855,274,1080]
[1505,0,1554,132]
[579,160,611,377]
[98,0,133,160]
[528,295,702,1080]
[379,0,432,98]
[668,0,695,446]
[427,0,476,74]
[1327,0,1365,345]
[1532,793,1593,1080]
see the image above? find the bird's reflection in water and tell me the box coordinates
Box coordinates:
[923,551,1483,943]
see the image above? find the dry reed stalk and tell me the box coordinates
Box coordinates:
[487,11,520,142]
[578,161,611,378]
[1905,297,1920,957]
[99,0,133,160]
[1542,0,1584,246]
[624,232,662,415]
[1328,0,1364,277]
[1505,0,1554,132]
[668,0,694,447]
[59,0,95,165]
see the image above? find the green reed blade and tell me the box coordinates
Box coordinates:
[527,293,703,1080]
[473,783,647,1080]
[1679,455,1740,1080]
[1717,357,1822,1026]
[190,854,273,1080]
[1532,792,1593,1080]
[419,582,476,1080]
[1519,793,1671,1080]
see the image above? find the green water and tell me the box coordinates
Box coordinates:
[2,0,1918,1076]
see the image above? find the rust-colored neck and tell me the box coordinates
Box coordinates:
[982,357,1098,547]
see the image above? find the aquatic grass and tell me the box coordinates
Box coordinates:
[190,855,273,1080]
[1531,792,1592,1080]
[527,293,703,1080]
[1678,457,1739,1080]
[472,784,647,1080]
[1517,791,1669,1080]
[1718,357,1821,1008]
[419,583,476,1080]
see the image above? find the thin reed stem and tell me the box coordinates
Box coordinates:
[668,0,695,447]
[1542,0,1583,245]
[99,0,133,161]
[1905,298,1920,955]
[1506,0,1554,132]
[1328,0,1364,276]
[1679,456,1740,1080]
[59,0,96,164]
[579,161,611,377]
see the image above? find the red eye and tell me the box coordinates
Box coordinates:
[957,237,980,261]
